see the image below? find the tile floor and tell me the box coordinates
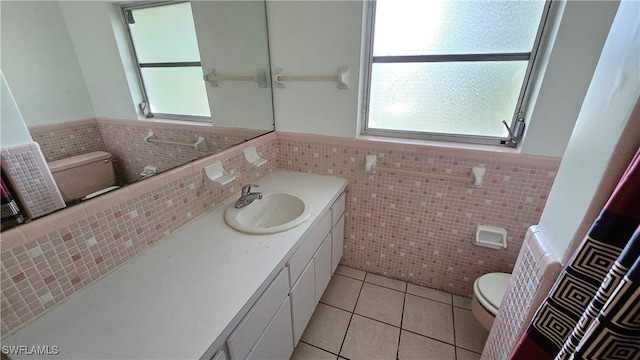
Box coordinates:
[290,265,488,360]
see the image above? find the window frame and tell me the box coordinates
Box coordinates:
[120,1,211,123]
[361,0,557,147]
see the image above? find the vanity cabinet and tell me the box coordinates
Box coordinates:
[288,192,346,346]
[2,171,347,360]
[224,191,346,359]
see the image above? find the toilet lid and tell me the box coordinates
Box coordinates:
[474,272,511,315]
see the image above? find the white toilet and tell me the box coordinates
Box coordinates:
[471,272,511,331]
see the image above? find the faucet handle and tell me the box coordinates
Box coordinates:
[242,184,259,195]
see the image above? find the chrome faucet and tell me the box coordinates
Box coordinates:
[235,184,263,209]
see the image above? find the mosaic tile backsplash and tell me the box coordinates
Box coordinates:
[0,134,278,336]
[27,119,107,162]
[277,134,560,297]
[1,132,560,338]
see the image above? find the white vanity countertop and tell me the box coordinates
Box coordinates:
[2,170,348,360]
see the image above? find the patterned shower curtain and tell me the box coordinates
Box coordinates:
[1,177,24,229]
[510,148,640,360]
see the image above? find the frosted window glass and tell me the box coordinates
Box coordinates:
[129,3,200,63]
[141,67,210,117]
[374,0,545,56]
[368,62,528,137]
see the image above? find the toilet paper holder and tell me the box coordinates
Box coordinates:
[474,225,507,249]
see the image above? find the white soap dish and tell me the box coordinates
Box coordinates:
[203,162,235,189]
[243,146,267,168]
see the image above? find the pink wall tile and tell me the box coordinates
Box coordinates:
[0,134,278,336]
[1,142,65,219]
[83,187,132,217]
[44,202,87,226]
[28,118,107,162]
[28,118,269,186]
[126,175,167,199]
[95,117,268,184]
[163,164,195,184]
[0,228,27,252]
[1,131,558,338]
[277,135,559,296]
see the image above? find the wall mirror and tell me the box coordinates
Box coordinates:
[1,0,274,223]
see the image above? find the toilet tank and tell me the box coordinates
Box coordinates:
[48,151,116,202]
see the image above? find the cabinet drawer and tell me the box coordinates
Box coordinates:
[247,296,293,360]
[331,193,346,227]
[227,268,289,360]
[288,211,331,286]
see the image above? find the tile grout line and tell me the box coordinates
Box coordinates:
[332,273,466,342]
[335,273,367,360]
[396,285,407,360]
[318,299,458,350]
[298,340,340,358]
[451,300,459,360]
[338,267,474,308]
[308,268,481,359]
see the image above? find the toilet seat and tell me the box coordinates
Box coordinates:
[82,186,120,200]
[473,272,510,315]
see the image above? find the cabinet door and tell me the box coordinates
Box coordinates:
[314,234,332,304]
[331,214,345,274]
[247,296,293,360]
[227,269,289,360]
[289,259,315,346]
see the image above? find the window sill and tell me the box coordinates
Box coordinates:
[274,132,561,167]
[356,134,561,167]
[136,117,213,128]
[358,134,519,153]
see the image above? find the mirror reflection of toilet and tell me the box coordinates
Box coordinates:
[471,225,511,330]
[48,151,119,203]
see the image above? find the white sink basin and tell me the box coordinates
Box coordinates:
[224,192,312,234]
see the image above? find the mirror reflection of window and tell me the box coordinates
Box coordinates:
[124,2,211,121]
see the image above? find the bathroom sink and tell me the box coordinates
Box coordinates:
[224,192,312,234]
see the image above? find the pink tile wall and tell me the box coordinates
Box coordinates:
[96,118,268,184]
[28,119,107,162]
[0,133,277,336]
[277,133,560,296]
[481,226,561,359]
[0,143,65,219]
[0,131,560,338]
[28,118,269,185]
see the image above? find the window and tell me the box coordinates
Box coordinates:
[122,1,210,121]
[363,0,554,146]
